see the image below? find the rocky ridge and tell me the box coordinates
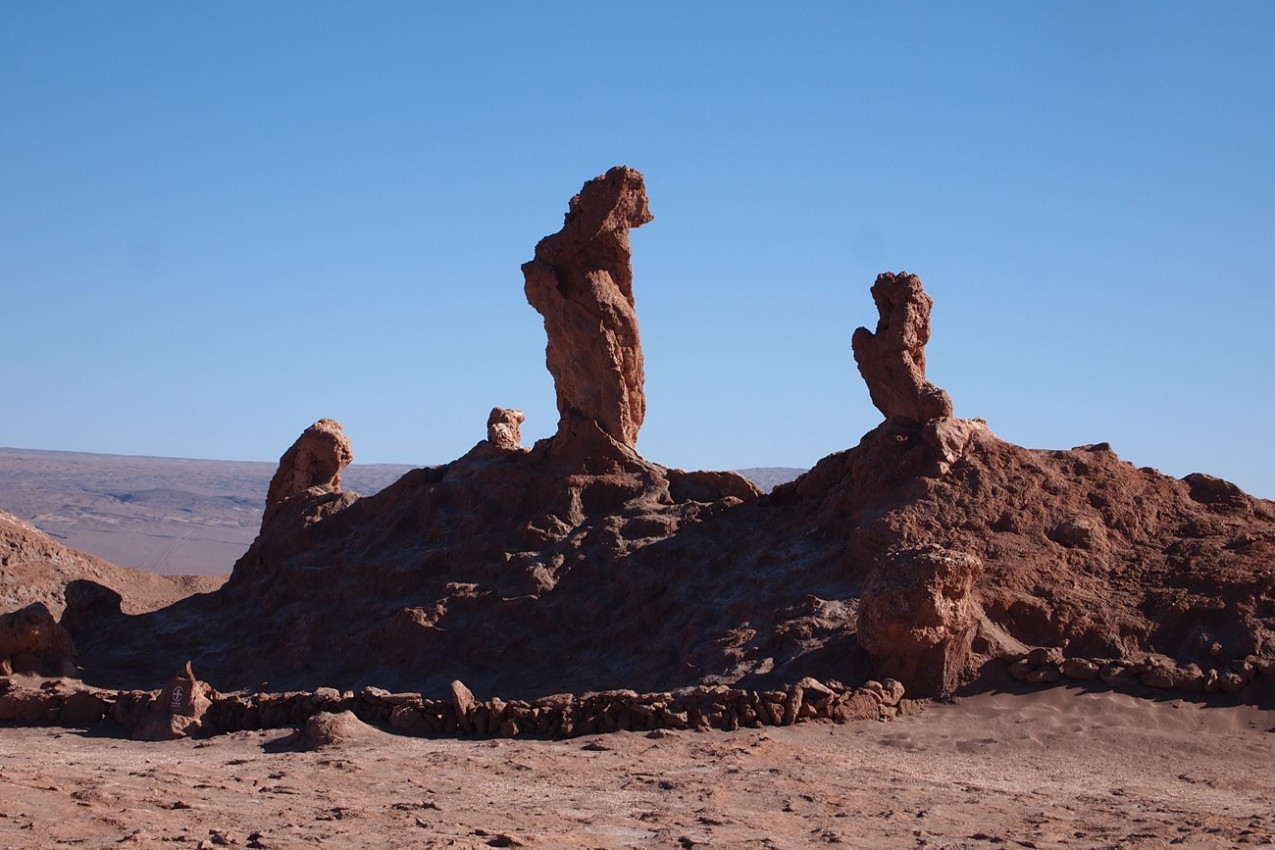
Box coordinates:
[0,508,222,617]
[17,166,1275,718]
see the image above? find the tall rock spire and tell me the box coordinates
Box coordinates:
[522,166,653,447]
[851,272,954,423]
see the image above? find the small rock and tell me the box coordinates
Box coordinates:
[1008,660,1036,681]
[1218,672,1248,695]
[450,680,477,733]
[1026,646,1064,667]
[1026,666,1061,684]
[1099,662,1127,685]
[1061,658,1100,680]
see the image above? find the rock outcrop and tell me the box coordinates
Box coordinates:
[856,546,984,696]
[851,272,953,423]
[523,166,653,447]
[130,661,212,741]
[486,408,526,451]
[0,602,77,677]
[263,418,353,523]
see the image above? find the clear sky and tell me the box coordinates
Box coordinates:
[3,3,1273,498]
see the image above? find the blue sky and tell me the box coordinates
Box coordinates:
[3,3,1273,498]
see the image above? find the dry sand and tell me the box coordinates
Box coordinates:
[2,686,1273,849]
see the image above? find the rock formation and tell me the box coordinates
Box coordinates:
[0,602,77,677]
[58,169,1275,709]
[130,661,212,741]
[523,166,652,447]
[486,408,526,451]
[856,546,984,697]
[263,418,353,523]
[293,709,386,750]
[851,272,953,423]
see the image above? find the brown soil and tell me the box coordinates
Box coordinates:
[2,689,1272,849]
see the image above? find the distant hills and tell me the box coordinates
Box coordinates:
[734,467,807,492]
[0,448,804,576]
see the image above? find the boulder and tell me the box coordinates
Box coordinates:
[0,602,77,676]
[1061,657,1101,680]
[131,661,213,741]
[856,545,983,697]
[851,272,953,423]
[523,165,653,447]
[451,679,478,733]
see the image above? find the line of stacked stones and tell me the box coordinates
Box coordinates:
[1005,648,1275,694]
[0,676,907,737]
[9,653,1274,735]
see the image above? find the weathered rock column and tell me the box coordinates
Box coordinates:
[851,272,953,423]
[263,418,353,523]
[523,166,653,447]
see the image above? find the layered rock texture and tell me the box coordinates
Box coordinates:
[20,166,1275,707]
[523,165,652,447]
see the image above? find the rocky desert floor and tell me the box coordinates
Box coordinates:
[2,686,1273,850]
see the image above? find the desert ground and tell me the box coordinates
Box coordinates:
[2,687,1272,850]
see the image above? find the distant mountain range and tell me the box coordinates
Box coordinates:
[0,448,804,576]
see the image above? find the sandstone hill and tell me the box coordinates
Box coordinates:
[1,509,223,619]
[50,166,1275,703]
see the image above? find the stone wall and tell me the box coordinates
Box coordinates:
[0,676,908,738]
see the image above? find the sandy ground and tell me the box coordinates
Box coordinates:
[2,687,1273,850]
